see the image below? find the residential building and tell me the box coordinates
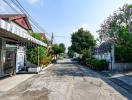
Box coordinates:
[93,41,132,72]
[0,14,47,77]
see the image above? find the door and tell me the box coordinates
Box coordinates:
[3,50,16,75]
[16,51,25,72]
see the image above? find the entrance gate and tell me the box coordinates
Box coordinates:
[3,49,16,75]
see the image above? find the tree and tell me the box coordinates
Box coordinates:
[97,4,132,62]
[52,44,64,59]
[59,43,66,53]
[97,4,132,46]
[71,28,96,54]
[67,47,74,58]
[52,44,62,55]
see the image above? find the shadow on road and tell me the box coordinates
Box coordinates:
[53,61,132,100]
[55,61,77,64]
[53,62,98,78]
[101,77,132,100]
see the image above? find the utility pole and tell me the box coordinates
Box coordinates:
[51,32,54,45]
[51,32,65,45]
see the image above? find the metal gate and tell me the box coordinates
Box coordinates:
[3,49,16,75]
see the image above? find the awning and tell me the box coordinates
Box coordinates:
[0,19,47,47]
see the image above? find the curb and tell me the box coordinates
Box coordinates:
[42,63,53,71]
[38,63,54,74]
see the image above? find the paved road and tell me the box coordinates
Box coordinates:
[0,59,132,100]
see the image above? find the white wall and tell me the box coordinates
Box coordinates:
[93,52,111,62]
[93,45,115,71]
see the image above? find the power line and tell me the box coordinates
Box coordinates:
[3,0,41,33]
[3,0,20,14]
[12,0,46,32]
[11,0,44,32]
[13,0,51,37]
[3,0,51,38]
[54,36,65,37]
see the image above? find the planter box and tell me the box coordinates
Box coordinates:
[28,67,41,73]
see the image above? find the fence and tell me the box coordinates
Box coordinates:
[112,63,132,72]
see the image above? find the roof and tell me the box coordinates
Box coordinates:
[0,14,32,30]
[93,41,114,54]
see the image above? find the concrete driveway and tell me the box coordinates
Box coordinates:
[0,59,131,100]
[0,74,34,92]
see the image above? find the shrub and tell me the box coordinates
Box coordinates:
[81,49,91,63]
[27,46,51,66]
[40,56,52,66]
[26,47,38,65]
[84,58,108,71]
[90,59,109,70]
[115,45,132,63]
[29,32,49,44]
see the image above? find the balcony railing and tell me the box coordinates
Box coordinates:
[0,19,47,47]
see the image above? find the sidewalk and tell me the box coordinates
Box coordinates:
[99,71,132,93]
[0,64,53,92]
[111,72,132,86]
[0,74,34,91]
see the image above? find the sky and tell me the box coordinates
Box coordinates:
[0,0,132,49]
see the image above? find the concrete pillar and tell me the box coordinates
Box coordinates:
[0,38,6,76]
[109,45,115,71]
[0,38,2,76]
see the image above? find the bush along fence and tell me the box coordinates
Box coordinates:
[79,57,109,71]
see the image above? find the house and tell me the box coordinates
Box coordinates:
[93,41,132,72]
[93,42,113,62]
[0,14,47,77]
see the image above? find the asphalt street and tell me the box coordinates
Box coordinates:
[0,59,132,100]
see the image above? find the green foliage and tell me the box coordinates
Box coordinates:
[80,56,109,71]
[26,47,38,65]
[98,4,132,63]
[39,47,48,60]
[115,45,132,63]
[87,58,109,71]
[128,5,132,8]
[52,44,63,55]
[31,32,41,40]
[70,28,97,68]
[81,49,91,63]
[67,47,74,58]
[98,4,132,45]
[29,32,49,44]
[71,28,96,54]
[59,43,66,53]
[26,46,51,65]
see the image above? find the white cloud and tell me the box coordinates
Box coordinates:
[28,0,40,4]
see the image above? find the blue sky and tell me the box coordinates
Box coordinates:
[0,0,132,49]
